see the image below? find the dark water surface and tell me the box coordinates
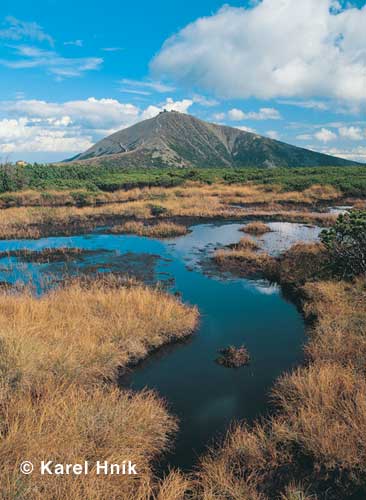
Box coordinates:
[0,221,319,470]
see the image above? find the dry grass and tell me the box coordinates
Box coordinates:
[304,279,366,370]
[240,221,271,235]
[0,278,198,388]
[0,383,176,500]
[236,236,260,251]
[109,220,188,238]
[0,183,344,240]
[273,362,366,472]
[214,247,275,276]
[281,484,318,500]
[0,183,343,209]
[274,242,329,286]
[0,278,199,499]
[195,236,366,498]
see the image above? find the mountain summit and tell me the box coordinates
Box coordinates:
[69,111,358,168]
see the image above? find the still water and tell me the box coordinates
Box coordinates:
[0,221,320,469]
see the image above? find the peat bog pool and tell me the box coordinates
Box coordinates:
[0,221,320,470]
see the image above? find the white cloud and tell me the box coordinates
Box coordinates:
[152,1,366,104]
[0,117,93,154]
[228,107,281,121]
[320,146,366,163]
[3,97,140,130]
[64,40,83,47]
[0,16,54,45]
[141,97,193,120]
[212,112,225,121]
[338,126,363,140]
[0,96,194,156]
[101,47,123,52]
[315,128,337,143]
[278,100,328,110]
[120,78,174,93]
[192,94,218,107]
[228,108,245,121]
[266,130,280,140]
[0,45,103,78]
[296,133,312,140]
[237,125,257,134]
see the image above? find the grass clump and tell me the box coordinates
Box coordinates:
[0,277,199,387]
[214,248,275,277]
[236,236,260,251]
[216,345,250,368]
[241,221,271,235]
[0,383,176,500]
[110,220,188,238]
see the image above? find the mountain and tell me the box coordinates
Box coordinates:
[68,111,359,168]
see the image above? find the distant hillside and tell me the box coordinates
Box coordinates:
[68,111,360,168]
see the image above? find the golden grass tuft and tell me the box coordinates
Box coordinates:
[0,383,176,500]
[109,220,188,238]
[303,278,366,370]
[273,362,366,471]
[241,221,271,235]
[0,278,199,388]
[236,236,260,251]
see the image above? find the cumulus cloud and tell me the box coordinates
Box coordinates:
[141,97,193,120]
[152,0,366,104]
[228,107,281,121]
[315,128,338,143]
[0,117,93,154]
[320,146,366,163]
[0,96,194,156]
[3,97,139,130]
[338,126,364,140]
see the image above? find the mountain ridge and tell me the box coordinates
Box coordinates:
[68,111,360,168]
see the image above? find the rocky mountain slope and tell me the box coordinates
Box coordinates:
[68,111,359,168]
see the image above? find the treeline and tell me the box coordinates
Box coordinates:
[1,162,366,196]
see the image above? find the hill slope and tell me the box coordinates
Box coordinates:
[69,111,359,168]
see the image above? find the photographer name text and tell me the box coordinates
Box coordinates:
[20,460,138,476]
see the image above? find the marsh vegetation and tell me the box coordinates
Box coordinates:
[0,169,365,499]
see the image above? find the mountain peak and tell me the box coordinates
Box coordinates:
[69,111,359,168]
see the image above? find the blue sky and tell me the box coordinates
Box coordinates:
[1,0,366,162]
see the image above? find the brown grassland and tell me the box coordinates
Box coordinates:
[0,182,348,239]
[200,237,366,499]
[0,181,365,499]
[0,278,198,499]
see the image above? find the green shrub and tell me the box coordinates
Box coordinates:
[320,210,366,279]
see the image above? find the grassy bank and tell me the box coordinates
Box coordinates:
[200,214,366,499]
[0,277,198,499]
